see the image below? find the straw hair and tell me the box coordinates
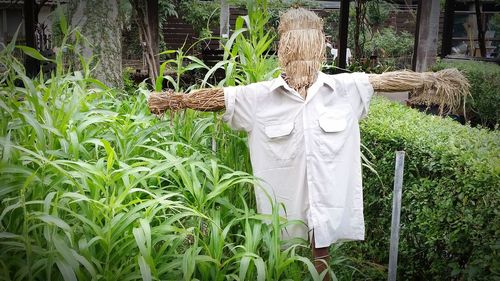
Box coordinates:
[278,8,326,96]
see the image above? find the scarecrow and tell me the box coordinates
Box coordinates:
[149,8,469,279]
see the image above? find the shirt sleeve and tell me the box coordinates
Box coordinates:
[221,85,256,132]
[341,72,374,120]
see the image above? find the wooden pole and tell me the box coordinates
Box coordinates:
[412,0,440,72]
[388,151,405,281]
[474,0,486,57]
[147,0,159,79]
[337,0,350,72]
[441,0,455,58]
[23,0,39,77]
[220,0,230,39]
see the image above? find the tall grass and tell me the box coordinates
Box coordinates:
[0,28,332,281]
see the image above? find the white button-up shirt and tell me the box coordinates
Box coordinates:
[222,72,374,247]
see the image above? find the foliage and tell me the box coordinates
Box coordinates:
[121,0,177,60]
[178,0,220,38]
[432,59,500,127]
[365,0,394,30]
[159,0,178,18]
[323,0,413,71]
[323,10,340,43]
[156,48,209,92]
[0,34,336,281]
[158,0,179,57]
[235,0,319,32]
[8,1,499,280]
[487,12,500,32]
[50,5,68,47]
[121,21,143,60]
[122,66,136,93]
[177,0,317,46]
[336,97,500,280]
[365,28,414,59]
[196,0,280,88]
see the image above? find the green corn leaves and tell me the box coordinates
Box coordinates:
[0,47,329,280]
[0,2,346,280]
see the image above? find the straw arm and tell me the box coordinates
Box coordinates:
[146,72,415,115]
[148,71,433,114]
[368,71,433,92]
[148,69,469,116]
[368,69,470,115]
[148,88,225,115]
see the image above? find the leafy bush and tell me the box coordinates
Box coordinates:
[337,97,500,280]
[432,60,500,127]
[0,36,336,281]
[365,28,414,59]
[178,0,220,38]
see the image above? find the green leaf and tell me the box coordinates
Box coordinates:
[238,256,251,280]
[100,139,115,172]
[159,50,177,55]
[185,56,208,69]
[16,45,53,62]
[0,232,21,239]
[138,255,152,281]
[57,7,68,35]
[56,260,77,281]
[254,257,266,281]
[38,214,71,232]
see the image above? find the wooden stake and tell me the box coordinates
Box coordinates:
[412,0,440,72]
[388,151,405,281]
[337,0,350,72]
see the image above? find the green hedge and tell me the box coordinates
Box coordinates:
[432,60,500,127]
[339,97,500,280]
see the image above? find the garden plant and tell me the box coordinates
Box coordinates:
[1,2,499,281]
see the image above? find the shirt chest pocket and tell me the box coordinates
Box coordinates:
[264,122,298,161]
[316,107,353,158]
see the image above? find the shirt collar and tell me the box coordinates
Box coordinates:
[317,71,336,89]
[268,74,290,92]
[269,71,336,92]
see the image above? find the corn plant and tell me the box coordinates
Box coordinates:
[200,0,279,89]
[0,30,337,280]
[155,48,209,93]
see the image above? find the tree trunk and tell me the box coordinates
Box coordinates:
[337,0,350,71]
[440,0,455,58]
[131,0,159,85]
[68,0,123,88]
[412,0,440,72]
[474,0,486,57]
[354,0,364,59]
[24,0,39,77]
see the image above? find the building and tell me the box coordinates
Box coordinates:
[0,0,65,51]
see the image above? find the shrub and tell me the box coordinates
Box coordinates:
[337,97,499,280]
[432,60,500,127]
[366,28,414,58]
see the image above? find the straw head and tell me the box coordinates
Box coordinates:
[277,8,326,94]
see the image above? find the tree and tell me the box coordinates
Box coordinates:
[23,0,39,77]
[130,0,159,85]
[412,0,440,72]
[353,0,366,59]
[68,0,123,88]
[23,0,50,76]
[474,0,486,57]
